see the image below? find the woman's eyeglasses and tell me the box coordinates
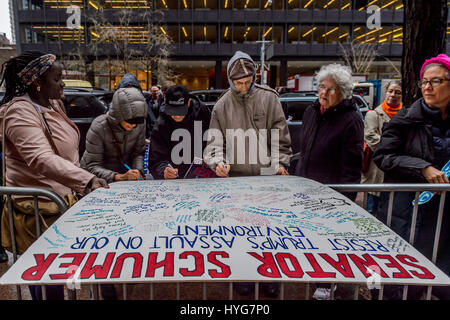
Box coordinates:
[417,78,449,88]
[318,85,337,95]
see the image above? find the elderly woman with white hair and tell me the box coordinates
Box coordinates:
[295,63,364,195]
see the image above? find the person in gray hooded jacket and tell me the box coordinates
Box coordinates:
[204,50,292,177]
[81,87,147,182]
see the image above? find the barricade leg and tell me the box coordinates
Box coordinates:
[426,191,447,300]
[6,195,21,300]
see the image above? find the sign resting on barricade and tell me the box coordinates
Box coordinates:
[1,176,449,287]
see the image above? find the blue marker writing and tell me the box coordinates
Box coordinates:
[124,163,142,180]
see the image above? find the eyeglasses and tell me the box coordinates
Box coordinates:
[318,85,337,95]
[417,78,449,88]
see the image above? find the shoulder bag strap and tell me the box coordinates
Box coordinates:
[30,103,61,157]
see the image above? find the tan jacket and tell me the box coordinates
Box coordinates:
[0,94,95,197]
[361,105,391,186]
[204,84,292,176]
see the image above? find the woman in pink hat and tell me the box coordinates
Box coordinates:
[373,54,450,300]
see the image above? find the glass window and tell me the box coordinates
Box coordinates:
[316,0,340,10]
[221,0,232,9]
[340,0,352,10]
[155,0,177,10]
[233,25,246,43]
[312,25,326,43]
[321,25,340,43]
[299,25,316,43]
[287,0,300,10]
[205,25,217,43]
[221,25,232,43]
[234,0,258,9]
[194,0,218,9]
[180,0,192,9]
[166,25,179,43]
[180,25,192,43]
[337,26,350,43]
[263,25,282,43]
[287,25,299,43]
[300,0,314,10]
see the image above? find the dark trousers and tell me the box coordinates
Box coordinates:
[29,285,65,300]
[377,191,450,299]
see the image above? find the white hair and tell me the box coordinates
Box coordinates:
[316,63,354,99]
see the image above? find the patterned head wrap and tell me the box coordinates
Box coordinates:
[17,53,56,86]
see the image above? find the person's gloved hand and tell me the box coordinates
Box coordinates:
[85,176,109,194]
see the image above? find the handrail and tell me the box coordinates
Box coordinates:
[0,186,68,213]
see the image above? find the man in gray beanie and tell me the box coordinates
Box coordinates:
[203,50,292,298]
[204,50,292,177]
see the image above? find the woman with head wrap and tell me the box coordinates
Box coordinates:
[0,51,108,300]
[374,54,450,300]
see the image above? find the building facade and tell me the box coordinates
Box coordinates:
[12,0,450,90]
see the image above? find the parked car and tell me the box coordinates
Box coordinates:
[0,87,112,159]
[63,79,93,89]
[62,87,113,159]
[190,89,226,109]
[279,92,369,157]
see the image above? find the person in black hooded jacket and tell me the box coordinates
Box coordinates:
[295,64,364,201]
[373,55,450,300]
[149,85,211,179]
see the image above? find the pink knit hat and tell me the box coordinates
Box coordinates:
[420,53,450,79]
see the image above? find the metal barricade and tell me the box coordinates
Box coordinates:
[328,183,449,301]
[1,184,449,301]
[0,186,68,300]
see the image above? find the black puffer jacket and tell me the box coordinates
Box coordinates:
[295,98,364,185]
[373,98,450,183]
[149,95,211,179]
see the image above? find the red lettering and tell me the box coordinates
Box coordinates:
[396,255,435,279]
[110,253,143,278]
[304,253,335,278]
[179,251,204,277]
[348,254,389,278]
[80,253,116,279]
[146,252,174,277]
[373,255,412,279]
[248,252,281,278]
[207,251,231,278]
[319,253,355,278]
[49,253,86,280]
[21,253,58,281]
[275,253,303,278]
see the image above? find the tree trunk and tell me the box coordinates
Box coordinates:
[401,0,448,107]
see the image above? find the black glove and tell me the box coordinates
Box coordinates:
[84,176,109,194]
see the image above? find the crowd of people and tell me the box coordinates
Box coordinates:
[0,49,448,300]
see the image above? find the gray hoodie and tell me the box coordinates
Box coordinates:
[204,51,292,176]
[80,87,147,182]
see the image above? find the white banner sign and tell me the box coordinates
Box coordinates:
[1,176,449,287]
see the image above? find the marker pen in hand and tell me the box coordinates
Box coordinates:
[167,163,179,178]
[220,161,229,177]
[124,163,142,180]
